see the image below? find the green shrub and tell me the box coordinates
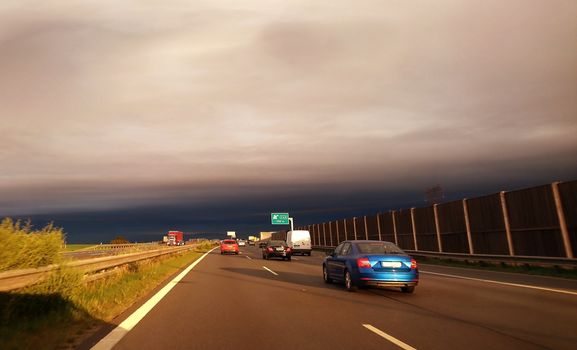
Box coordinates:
[194,241,217,252]
[0,218,64,272]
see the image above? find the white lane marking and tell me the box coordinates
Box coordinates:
[246,256,252,260]
[292,257,299,261]
[363,324,417,350]
[262,266,279,276]
[91,247,217,350]
[421,271,577,296]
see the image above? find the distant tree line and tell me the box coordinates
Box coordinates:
[110,235,130,244]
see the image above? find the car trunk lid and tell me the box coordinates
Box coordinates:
[366,255,412,272]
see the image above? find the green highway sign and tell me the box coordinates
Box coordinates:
[271,213,289,225]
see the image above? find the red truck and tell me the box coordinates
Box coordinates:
[167,231,184,246]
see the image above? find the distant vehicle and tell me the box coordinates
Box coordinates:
[220,239,239,255]
[167,231,184,246]
[248,240,255,246]
[262,240,292,261]
[258,241,268,248]
[259,231,273,241]
[227,231,236,239]
[286,230,311,256]
[323,240,418,293]
[238,239,246,246]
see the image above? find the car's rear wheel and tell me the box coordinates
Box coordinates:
[287,256,291,261]
[401,286,415,294]
[323,265,333,284]
[345,270,357,292]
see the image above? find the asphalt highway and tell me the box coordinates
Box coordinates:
[89,246,577,350]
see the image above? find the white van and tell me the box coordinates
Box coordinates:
[286,230,312,256]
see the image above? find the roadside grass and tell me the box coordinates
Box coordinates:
[0,218,63,272]
[415,256,577,280]
[75,250,205,320]
[0,243,215,350]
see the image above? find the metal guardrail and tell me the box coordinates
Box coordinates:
[312,246,577,269]
[312,246,334,254]
[74,243,159,251]
[62,242,170,260]
[0,245,198,292]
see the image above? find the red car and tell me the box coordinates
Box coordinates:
[220,239,239,255]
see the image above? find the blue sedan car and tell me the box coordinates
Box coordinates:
[323,240,419,293]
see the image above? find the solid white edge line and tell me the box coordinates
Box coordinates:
[363,324,417,350]
[421,271,577,296]
[262,266,279,276]
[91,247,217,350]
[246,256,252,260]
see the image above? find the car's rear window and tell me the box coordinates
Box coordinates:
[269,240,286,246]
[223,240,236,244]
[356,242,405,254]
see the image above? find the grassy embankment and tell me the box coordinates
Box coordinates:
[414,256,577,280]
[0,218,215,350]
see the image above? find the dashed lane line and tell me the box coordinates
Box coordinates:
[262,266,279,276]
[363,324,417,350]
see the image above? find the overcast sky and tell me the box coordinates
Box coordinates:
[1,1,576,241]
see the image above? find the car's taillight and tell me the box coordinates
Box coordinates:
[267,247,273,252]
[357,257,372,268]
[410,259,417,269]
[285,247,291,252]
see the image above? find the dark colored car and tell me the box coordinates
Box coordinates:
[323,240,418,293]
[262,240,292,261]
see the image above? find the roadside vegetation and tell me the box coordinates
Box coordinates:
[0,217,216,350]
[0,218,63,272]
[415,256,577,280]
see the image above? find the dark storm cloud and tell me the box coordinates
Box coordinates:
[21,185,433,243]
[1,1,576,241]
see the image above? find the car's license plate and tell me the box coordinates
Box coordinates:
[381,261,402,268]
[276,248,284,251]
[294,245,300,247]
